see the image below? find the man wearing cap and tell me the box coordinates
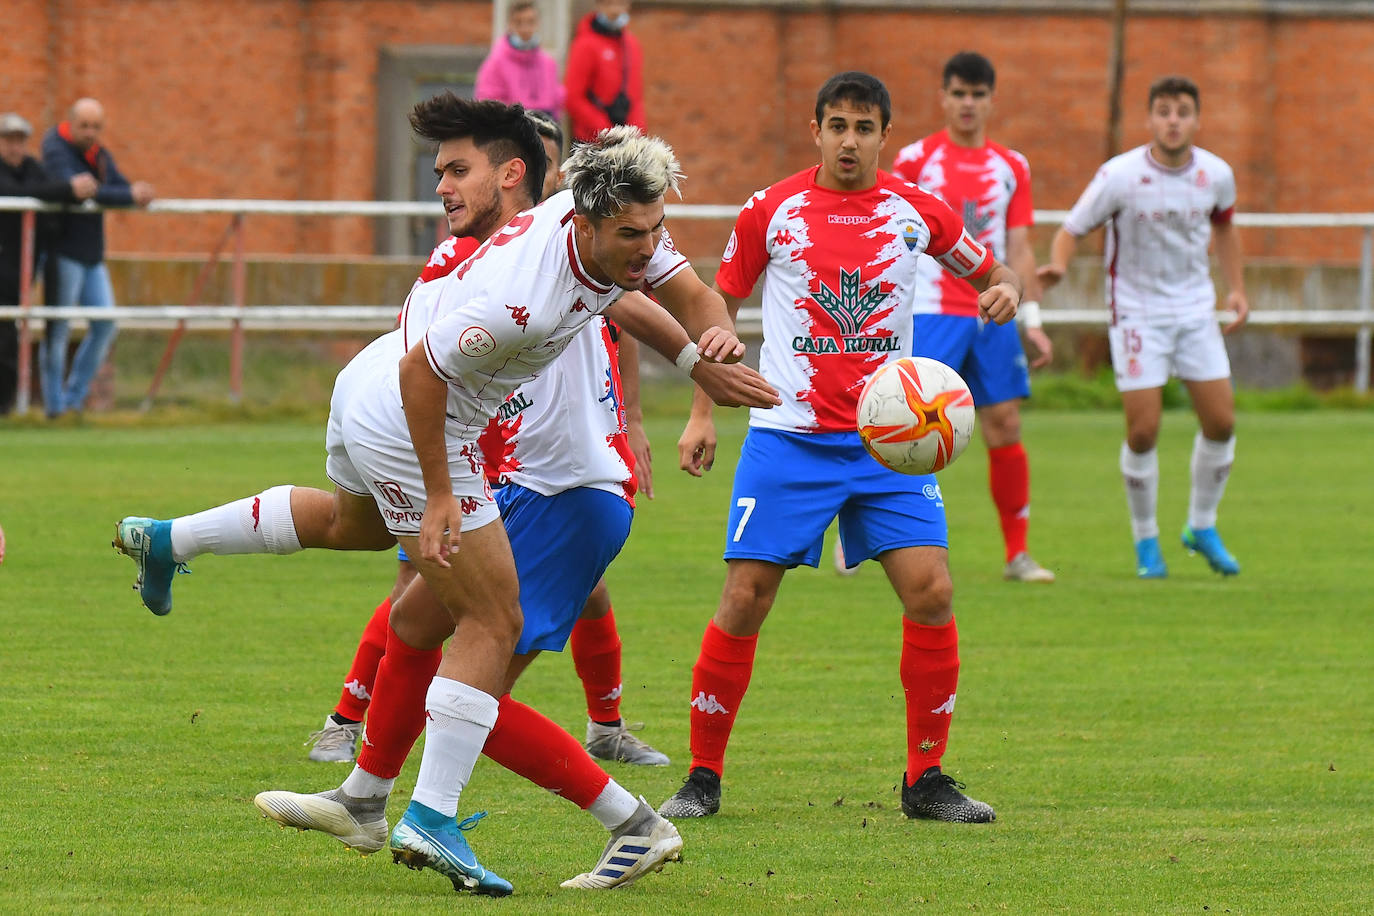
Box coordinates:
[39,98,154,417]
[0,113,97,415]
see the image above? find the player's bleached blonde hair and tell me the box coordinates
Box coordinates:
[564,126,684,221]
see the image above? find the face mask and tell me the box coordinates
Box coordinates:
[508,33,540,50]
[595,11,630,30]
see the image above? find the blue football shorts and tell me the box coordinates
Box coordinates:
[497,483,633,655]
[913,313,1031,407]
[723,427,947,568]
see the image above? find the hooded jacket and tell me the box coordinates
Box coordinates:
[564,12,645,142]
[475,35,565,118]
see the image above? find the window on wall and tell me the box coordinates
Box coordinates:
[376,45,488,257]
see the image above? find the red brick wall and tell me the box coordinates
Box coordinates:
[3,3,1369,264]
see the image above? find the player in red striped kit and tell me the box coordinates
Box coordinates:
[662,72,1020,823]
[888,51,1055,584]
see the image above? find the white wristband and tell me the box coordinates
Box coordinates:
[675,341,702,375]
[1019,300,1043,329]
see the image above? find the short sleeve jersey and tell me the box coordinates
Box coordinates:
[477,316,636,503]
[418,188,690,442]
[1062,145,1236,325]
[892,130,1032,317]
[397,234,481,328]
[716,166,992,433]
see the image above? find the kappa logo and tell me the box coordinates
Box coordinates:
[690,691,730,715]
[931,693,957,715]
[251,496,261,531]
[343,679,371,702]
[773,228,796,247]
[375,480,413,509]
[600,685,623,702]
[505,304,531,330]
[571,296,590,313]
[459,496,480,515]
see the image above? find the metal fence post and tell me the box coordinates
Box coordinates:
[1357,227,1373,395]
[14,211,36,414]
[230,214,245,402]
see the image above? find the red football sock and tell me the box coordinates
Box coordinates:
[355,624,442,779]
[482,694,611,809]
[688,621,758,776]
[901,616,960,784]
[333,597,391,722]
[989,442,1031,562]
[571,609,623,724]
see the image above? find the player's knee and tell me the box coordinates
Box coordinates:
[1126,429,1158,453]
[902,573,953,624]
[716,582,774,635]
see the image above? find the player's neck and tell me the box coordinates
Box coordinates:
[813,166,879,193]
[946,125,986,149]
[1148,142,1193,170]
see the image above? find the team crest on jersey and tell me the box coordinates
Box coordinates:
[458,326,496,358]
[898,219,922,252]
[723,230,738,262]
[1195,170,1210,188]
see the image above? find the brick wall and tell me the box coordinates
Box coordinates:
[3,2,1370,267]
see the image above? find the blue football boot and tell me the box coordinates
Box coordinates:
[1182,525,1240,576]
[113,517,187,615]
[390,803,512,897]
[1134,536,1168,579]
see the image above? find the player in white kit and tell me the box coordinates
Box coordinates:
[113,99,779,894]
[1039,75,1248,579]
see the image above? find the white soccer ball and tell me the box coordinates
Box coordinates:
[856,356,975,475]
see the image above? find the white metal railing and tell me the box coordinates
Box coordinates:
[3,198,1372,408]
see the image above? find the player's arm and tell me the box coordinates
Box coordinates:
[1037,226,1080,292]
[1007,225,1052,367]
[676,284,748,476]
[651,266,746,364]
[398,343,463,566]
[1212,219,1249,334]
[617,330,653,499]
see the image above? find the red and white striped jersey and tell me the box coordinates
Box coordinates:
[716,166,992,433]
[1063,145,1236,325]
[892,129,1033,317]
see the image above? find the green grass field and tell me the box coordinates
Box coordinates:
[2,402,1371,913]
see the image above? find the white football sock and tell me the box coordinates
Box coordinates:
[1188,432,1235,530]
[587,779,641,830]
[1119,443,1159,541]
[341,765,394,800]
[409,677,499,818]
[169,485,302,562]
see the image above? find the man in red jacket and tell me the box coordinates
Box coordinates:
[564,0,645,142]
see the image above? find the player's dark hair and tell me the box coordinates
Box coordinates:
[1148,75,1201,111]
[815,71,891,129]
[943,51,996,89]
[526,109,564,157]
[409,92,546,205]
[509,0,537,14]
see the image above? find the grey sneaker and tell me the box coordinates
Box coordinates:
[657,766,721,818]
[1003,551,1055,583]
[585,720,670,766]
[560,797,683,889]
[306,716,362,762]
[253,787,388,853]
[900,767,996,823]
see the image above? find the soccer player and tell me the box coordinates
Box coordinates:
[308,113,668,770]
[1038,75,1247,579]
[889,51,1055,584]
[113,98,778,894]
[662,72,1019,823]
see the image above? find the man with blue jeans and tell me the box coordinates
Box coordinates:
[40,97,154,417]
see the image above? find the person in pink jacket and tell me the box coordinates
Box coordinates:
[474,1,565,119]
[564,0,644,142]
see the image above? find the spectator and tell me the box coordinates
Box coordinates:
[39,98,154,418]
[0,113,97,415]
[474,0,565,119]
[564,0,644,143]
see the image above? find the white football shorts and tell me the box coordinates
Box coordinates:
[324,333,499,535]
[1108,317,1231,392]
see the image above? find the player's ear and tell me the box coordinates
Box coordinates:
[810,119,822,149]
[502,157,528,191]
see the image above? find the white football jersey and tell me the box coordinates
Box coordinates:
[418,189,689,442]
[1063,145,1236,325]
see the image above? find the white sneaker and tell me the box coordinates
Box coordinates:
[306,715,362,762]
[254,787,388,853]
[1003,552,1056,583]
[560,798,683,890]
[833,538,859,577]
[585,720,670,766]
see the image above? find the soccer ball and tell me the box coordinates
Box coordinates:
[856,357,975,475]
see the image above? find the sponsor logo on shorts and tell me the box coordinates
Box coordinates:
[922,482,945,507]
[375,480,414,509]
[459,496,480,515]
[459,326,497,358]
[382,507,424,527]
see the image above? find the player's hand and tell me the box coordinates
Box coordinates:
[697,326,746,364]
[1025,326,1054,369]
[691,361,781,410]
[978,282,1019,325]
[678,413,718,477]
[629,416,654,498]
[417,493,462,568]
[1222,290,1249,334]
[1036,263,1066,291]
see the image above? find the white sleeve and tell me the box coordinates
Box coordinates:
[645,227,692,290]
[1214,161,1237,213]
[422,292,521,383]
[1062,165,1120,237]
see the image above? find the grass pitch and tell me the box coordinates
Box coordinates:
[1,404,1371,913]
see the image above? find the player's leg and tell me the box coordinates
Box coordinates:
[1111,322,1172,578]
[306,555,420,762]
[1176,320,1240,574]
[965,319,1052,582]
[575,579,670,766]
